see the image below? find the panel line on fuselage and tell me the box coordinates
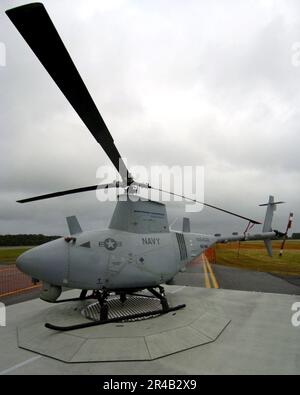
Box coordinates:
[175,233,188,260]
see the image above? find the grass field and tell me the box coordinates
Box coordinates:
[0,247,31,265]
[214,240,300,276]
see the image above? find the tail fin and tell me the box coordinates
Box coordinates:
[260,196,285,232]
[259,196,285,257]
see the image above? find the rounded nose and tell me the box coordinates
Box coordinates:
[16,238,68,285]
[16,249,34,275]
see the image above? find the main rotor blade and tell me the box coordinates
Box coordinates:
[17,183,117,204]
[139,184,261,225]
[6,3,129,182]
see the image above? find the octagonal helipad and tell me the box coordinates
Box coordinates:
[17,290,230,363]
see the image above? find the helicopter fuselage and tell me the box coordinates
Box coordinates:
[16,229,216,293]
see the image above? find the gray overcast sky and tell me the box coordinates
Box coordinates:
[0,0,299,236]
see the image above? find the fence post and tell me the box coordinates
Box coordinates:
[0,302,6,327]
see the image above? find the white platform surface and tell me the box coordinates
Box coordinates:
[0,286,299,375]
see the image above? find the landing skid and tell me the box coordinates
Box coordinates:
[45,287,186,332]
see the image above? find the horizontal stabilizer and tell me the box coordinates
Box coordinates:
[66,216,82,235]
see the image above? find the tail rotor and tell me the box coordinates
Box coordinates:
[279,213,294,257]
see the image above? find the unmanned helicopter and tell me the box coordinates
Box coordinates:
[6,3,291,331]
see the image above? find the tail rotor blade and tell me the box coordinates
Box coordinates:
[279,212,294,257]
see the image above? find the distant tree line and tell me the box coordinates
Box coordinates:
[0,234,61,246]
[292,233,300,240]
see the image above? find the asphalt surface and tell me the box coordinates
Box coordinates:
[173,255,300,296]
[1,289,41,306]
[212,265,300,295]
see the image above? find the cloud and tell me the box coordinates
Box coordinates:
[0,0,298,235]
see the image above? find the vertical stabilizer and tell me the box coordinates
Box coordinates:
[262,196,275,232]
[260,196,285,232]
[259,196,285,257]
